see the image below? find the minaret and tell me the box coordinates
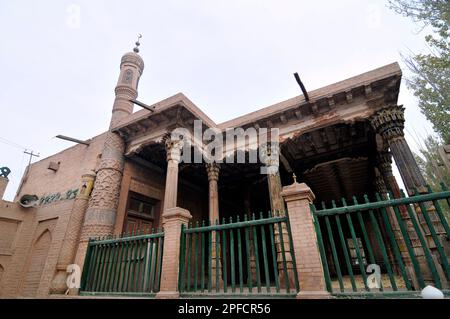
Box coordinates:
[74,36,145,270]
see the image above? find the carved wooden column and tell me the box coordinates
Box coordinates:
[162,136,183,212]
[243,197,258,282]
[371,106,448,286]
[373,166,403,273]
[206,163,223,287]
[261,141,294,288]
[370,105,445,243]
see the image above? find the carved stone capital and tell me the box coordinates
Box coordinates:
[206,163,220,181]
[370,105,405,142]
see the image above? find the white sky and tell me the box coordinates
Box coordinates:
[0,0,436,201]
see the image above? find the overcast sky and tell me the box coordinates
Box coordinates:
[0,0,436,201]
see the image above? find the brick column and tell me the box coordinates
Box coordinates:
[156,207,192,299]
[51,172,96,294]
[281,181,330,299]
[77,52,144,265]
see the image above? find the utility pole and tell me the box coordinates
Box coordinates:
[15,150,40,199]
[24,150,40,166]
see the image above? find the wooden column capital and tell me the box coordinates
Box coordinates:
[206,162,220,181]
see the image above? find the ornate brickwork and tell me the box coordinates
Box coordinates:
[76,51,144,271]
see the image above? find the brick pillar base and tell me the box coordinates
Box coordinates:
[281,181,331,299]
[156,207,192,299]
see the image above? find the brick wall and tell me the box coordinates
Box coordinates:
[16,133,107,201]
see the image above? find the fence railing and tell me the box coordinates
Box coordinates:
[80,231,164,296]
[178,211,299,296]
[311,183,450,295]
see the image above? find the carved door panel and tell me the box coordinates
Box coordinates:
[124,216,153,235]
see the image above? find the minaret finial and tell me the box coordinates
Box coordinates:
[133,34,142,53]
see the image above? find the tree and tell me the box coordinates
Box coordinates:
[414,135,450,220]
[388,0,450,142]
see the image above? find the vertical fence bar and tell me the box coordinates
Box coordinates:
[284,209,300,293]
[187,225,192,292]
[252,214,262,293]
[259,212,270,292]
[121,241,131,292]
[108,242,120,292]
[201,221,206,292]
[133,238,142,292]
[194,223,198,292]
[389,191,425,288]
[129,239,138,292]
[414,189,450,278]
[208,222,212,293]
[428,185,450,238]
[114,241,125,292]
[144,238,152,292]
[98,243,107,291]
[81,242,95,291]
[244,215,253,293]
[94,243,106,291]
[353,198,382,291]
[276,217,289,292]
[323,204,344,292]
[343,198,369,291]
[375,193,411,290]
[179,224,186,292]
[222,217,228,293]
[137,239,145,292]
[236,216,244,293]
[215,220,220,293]
[230,217,236,293]
[311,205,332,293]
[400,190,441,289]
[363,195,397,291]
[155,234,164,292]
[268,211,280,293]
[332,201,357,292]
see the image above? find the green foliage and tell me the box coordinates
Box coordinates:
[414,135,450,187]
[388,0,450,142]
[413,135,450,220]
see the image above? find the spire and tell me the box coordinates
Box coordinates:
[133,34,142,53]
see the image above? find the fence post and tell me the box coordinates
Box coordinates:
[156,207,192,299]
[281,181,331,299]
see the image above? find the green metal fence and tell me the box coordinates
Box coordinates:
[178,211,299,297]
[80,231,164,296]
[311,183,450,297]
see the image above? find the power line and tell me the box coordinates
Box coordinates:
[0,136,28,150]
